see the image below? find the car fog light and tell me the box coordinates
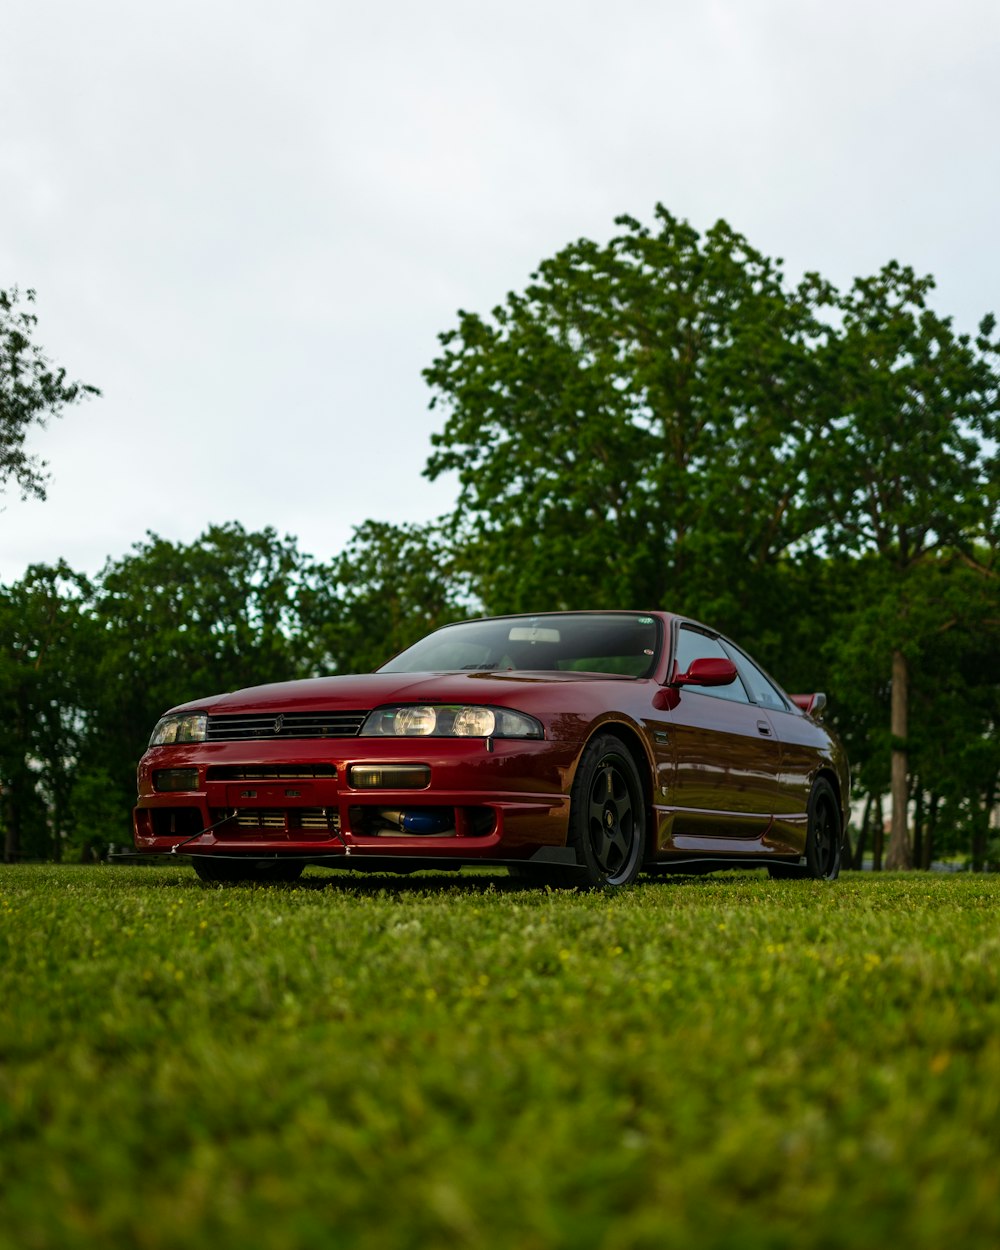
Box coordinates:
[348,764,431,789]
[153,768,200,792]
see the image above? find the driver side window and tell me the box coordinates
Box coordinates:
[673,627,750,703]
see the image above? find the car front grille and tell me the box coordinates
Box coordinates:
[206,712,366,741]
[211,808,341,834]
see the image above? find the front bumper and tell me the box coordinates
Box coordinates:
[133,735,572,862]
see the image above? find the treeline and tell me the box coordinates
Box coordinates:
[0,521,468,861]
[3,206,999,865]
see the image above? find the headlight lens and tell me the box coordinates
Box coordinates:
[361,705,543,739]
[393,706,438,736]
[453,706,495,737]
[149,712,208,746]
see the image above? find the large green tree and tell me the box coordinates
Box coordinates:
[0,288,100,500]
[809,266,1000,868]
[90,523,322,818]
[423,206,828,622]
[0,525,335,859]
[423,209,1000,869]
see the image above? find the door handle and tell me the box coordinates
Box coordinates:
[756,720,772,736]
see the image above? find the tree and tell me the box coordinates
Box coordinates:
[422,208,1000,871]
[1,524,362,860]
[809,265,1000,868]
[0,288,100,500]
[423,206,828,621]
[903,559,1000,869]
[303,519,477,674]
[90,523,321,818]
[0,563,94,862]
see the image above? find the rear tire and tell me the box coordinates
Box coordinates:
[803,777,841,880]
[767,778,841,881]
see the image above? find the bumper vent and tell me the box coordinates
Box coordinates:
[206,712,366,741]
[205,765,338,781]
[212,808,342,834]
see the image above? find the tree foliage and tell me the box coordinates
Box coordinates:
[304,520,477,675]
[0,288,100,500]
[807,265,1000,866]
[89,523,325,824]
[0,563,94,861]
[811,264,999,564]
[0,526,330,860]
[424,207,831,619]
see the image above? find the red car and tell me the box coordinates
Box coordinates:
[133,611,849,887]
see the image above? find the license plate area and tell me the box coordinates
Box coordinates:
[226,783,315,807]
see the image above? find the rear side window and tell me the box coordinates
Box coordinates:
[724,645,788,711]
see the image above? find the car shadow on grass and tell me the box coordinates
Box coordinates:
[291,866,774,896]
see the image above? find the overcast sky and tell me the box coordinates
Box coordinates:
[2,0,998,585]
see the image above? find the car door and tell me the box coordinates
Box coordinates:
[662,624,780,840]
[722,641,815,845]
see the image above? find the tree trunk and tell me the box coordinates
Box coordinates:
[3,788,21,864]
[921,793,939,871]
[873,794,884,871]
[987,773,1000,870]
[50,794,63,864]
[886,649,913,869]
[971,813,988,872]
[912,786,924,871]
[853,793,873,870]
[972,771,999,872]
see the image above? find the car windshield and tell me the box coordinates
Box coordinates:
[378,614,661,678]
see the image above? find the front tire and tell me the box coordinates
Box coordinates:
[567,735,647,888]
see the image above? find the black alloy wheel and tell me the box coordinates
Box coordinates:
[804,777,841,880]
[768,777,842,881]
[570,735,646,888]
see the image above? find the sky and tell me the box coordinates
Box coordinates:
[2,0,999,584]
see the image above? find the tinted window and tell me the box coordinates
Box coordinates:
[379,614,661,677]
[724,645,788,711]
[673,627,750,703]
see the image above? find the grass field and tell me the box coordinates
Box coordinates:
[1,864,999,1250]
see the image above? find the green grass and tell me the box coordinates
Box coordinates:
[1,865,999,1250]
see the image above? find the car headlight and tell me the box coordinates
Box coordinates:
[361,705,543,739]
[149,712,208,746]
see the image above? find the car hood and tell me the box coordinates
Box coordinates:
[170,670,635,715]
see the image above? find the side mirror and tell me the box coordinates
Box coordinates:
[673,657,739,687]
[791,692,827,717]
